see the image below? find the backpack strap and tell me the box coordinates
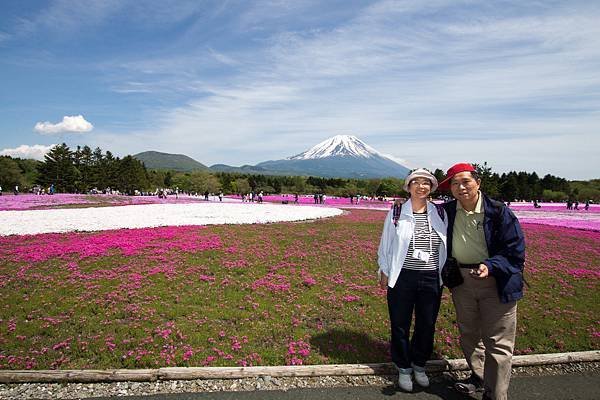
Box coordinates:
[392,203,401,226]
[434,203,445,222]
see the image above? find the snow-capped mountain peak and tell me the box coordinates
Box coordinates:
[254,134,411,178]
[288,135,382,160]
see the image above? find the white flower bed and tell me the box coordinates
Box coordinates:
[0,203,343,236]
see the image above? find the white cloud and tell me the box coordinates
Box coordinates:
[0,144,55,160]
[34,115,94,135]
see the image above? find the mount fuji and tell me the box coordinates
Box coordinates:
[250,135,410,178]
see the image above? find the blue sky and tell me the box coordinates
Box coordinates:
[1,0,599,179]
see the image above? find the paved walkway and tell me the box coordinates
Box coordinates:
[90,372,600,399]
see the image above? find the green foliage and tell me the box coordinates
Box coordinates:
[164,171,173,187]
[433,168,445,183]
[292,175,305,193]
[473,162,500,198]
[74,145,95,192]
[116,155,149,194]
[500,174,519,202]
[478,166,599,202]
[35,144,149,193]
[0,156,24,188]
[170,171,221,194]
[569,180,600,202]
[15,158,40,187]
[542,189,568,202]
[36,143,81,192]
[232,178,251,194]
[375,178,403,197]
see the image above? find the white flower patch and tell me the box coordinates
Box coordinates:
[0,203,343,236]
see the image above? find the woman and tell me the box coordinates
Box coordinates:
[377,168,447,392]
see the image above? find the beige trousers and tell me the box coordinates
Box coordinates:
[451,268,517,400]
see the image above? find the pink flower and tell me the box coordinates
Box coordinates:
[199,274,216,282]
[342,294,360,302]
[183,349,194,361]
[286,339,311,365]
[290,356,303,365]
[303,276,317,286]
[52,339,71,351]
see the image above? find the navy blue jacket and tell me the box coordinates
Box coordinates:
[444,194,526,303]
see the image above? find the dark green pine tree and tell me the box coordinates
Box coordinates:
[433,168,445,183]
[116,155,149,194]
[76,145,94,192]
[516,171,530,200]
[102,151,120,190]
[500,173,519,202]
[528,171,543,200]
[90,147,105,189]
[36,143,80,193]
[473,162,500,199]
[541,174,570,194]
[164,171,173,187]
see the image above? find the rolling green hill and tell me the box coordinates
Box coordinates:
[133,151,207,171]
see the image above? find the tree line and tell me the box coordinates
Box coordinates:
[1,143,598,202]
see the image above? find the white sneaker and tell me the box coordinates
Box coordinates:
[398,373,413,392]
[413,369,429,387]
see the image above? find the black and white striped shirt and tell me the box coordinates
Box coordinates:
[402,212,441,271]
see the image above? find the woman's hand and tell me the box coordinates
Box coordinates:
[379,273,389,289]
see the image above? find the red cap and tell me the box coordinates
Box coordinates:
[438,163,476,191]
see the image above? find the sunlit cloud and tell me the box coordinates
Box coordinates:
[34,115,94,135]
[0,144,55,160]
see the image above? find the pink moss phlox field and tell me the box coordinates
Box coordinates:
[517,222,599,352]
[515,215,600,231]
[507,202,600,231]
[1,226,221,263]
[522,223,600,276]
[509,202,600,213]
[0,209,598,370]
[0,193,206,211]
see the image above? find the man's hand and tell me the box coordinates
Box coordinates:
[379,273,389,289]
[470,263,489,279]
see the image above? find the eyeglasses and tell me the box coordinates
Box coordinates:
[410,180,431,187]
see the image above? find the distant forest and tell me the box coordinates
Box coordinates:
[1,143,599,202]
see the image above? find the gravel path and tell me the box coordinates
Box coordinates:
[1,362,599,399]
[0,203,343,236]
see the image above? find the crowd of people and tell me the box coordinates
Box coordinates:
[240,191,264,203]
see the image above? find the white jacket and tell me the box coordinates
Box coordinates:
[377,201,448,288]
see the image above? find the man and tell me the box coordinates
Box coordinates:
[439,163,525,400]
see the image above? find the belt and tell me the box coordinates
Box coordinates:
[458,263,481,269]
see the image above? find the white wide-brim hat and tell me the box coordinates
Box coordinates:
[403,168,439,192]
